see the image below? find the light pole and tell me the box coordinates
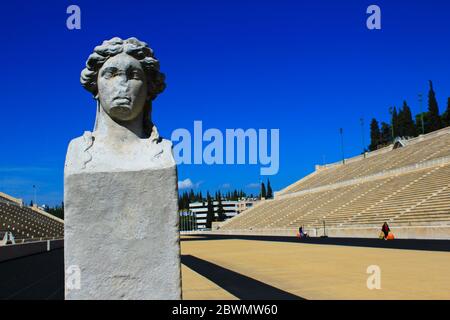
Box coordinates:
[419,93,425,134]
[259,176,262,199]
[194,211,197,231]
[339,128,345,164]
[33,185,36,207]
[389,107,395,140]
[180,212,182,232]
[360,118,365,155]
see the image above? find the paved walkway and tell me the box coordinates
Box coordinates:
[1,236,449,299]
[0,248,64,299]
[181,237,450,299]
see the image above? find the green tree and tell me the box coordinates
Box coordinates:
[391,106,399,138]
[47,201,64,220]
[400,101,417,137]
[369,118,381,151]
[260,182,267,199]
[397,106,405,137]
[427,80,441,132]
[206,193,214,229]
[266,179,273,199]
[380,122,392,145]
[441,98,450,128]
[416,112,429,135]
[216,192,227,222]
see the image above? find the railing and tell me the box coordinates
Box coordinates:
[0,238,63,262]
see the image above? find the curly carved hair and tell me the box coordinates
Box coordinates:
[80,37,166,100]
[80,37,165,140]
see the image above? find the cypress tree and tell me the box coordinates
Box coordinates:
[206,193,214,229]
[216,192,227,222]
[391,106,399,138]
[380,122,392,145]
[189,189,195,202]
[185,192,189,210]
[427,80,441,132]
[441,98,450,128]
[397,106,405,137]
[266,179,273,199]
[401,101,417,137]
[369,118,381,151]
[415,112,429,135]
[261,182,267,199]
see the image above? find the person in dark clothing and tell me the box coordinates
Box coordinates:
[381,222,390,239]
[298,226,308,238]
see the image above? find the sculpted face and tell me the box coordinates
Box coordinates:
[97,53,148,122]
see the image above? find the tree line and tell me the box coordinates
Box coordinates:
[260,179,273,199]
[179,190,231,229]
[369,80,450,151]
[47,202,64,220]
[178,179,274,211]
[178,189,251,211]
[32,201,64,220]
[178,179,274,229]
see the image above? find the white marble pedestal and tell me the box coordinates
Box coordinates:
[64,164,181,300]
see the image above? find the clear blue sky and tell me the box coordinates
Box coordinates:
[1,0,450,206]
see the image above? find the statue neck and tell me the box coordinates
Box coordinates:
[95,104,145,141]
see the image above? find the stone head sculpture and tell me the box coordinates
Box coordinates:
[80,37,165,139]
[66,37,173,172]
[65,37,181,300]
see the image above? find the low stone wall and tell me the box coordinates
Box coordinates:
[212,225,450,240]
[0,239,64,262]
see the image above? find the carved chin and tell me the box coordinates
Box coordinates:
[110,105,134,120]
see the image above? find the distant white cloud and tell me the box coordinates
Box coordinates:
[178,179,193,189]
[221,183,231,189]
[246,182,260,189]
[178,178,202,190]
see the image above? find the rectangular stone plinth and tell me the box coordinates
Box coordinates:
[64,166,181,299]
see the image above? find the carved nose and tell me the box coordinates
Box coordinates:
[116,75,129,92]
[117,74,128,85]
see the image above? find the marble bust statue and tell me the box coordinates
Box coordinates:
[64,37,181,300]
[65,37,173,173]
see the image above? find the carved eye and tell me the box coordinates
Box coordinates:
[103,70,114,79]
[129,70,142,80]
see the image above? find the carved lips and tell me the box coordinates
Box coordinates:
[112,96,131,105]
